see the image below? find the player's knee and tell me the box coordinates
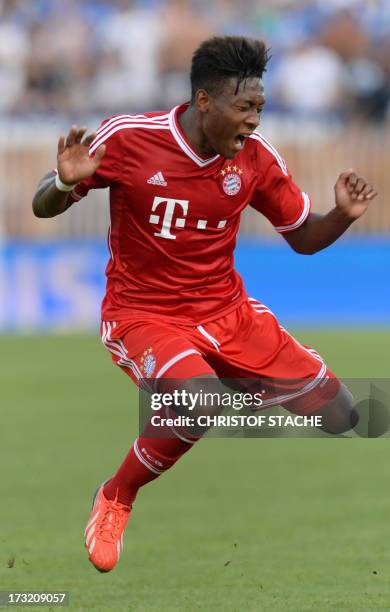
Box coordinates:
[315,384,358,434]
[161,375,227,437]
[159,374,225,418]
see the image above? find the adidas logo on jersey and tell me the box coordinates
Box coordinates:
[147,172,167,187]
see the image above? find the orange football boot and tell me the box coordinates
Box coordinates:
[84,482,131,572]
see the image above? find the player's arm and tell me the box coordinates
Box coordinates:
[32,126,106,218]
[283,170,378,254]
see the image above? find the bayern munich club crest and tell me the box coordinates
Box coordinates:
[221,165,243,196]
[140,347,156,377]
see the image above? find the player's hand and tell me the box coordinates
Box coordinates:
[57,126,106,186]
[334,169,377,220]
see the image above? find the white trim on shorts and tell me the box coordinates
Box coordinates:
[197,325,221,352]
[101,321,153,392]
[155,349,202,379]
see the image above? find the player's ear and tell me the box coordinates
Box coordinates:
[195,89,211,113]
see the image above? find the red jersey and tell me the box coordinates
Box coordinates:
[69,103,311,325]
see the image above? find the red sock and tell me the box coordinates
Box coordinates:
[104,434,195,506]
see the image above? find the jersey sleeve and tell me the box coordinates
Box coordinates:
[65,118,124,205]
[249,135,311,233]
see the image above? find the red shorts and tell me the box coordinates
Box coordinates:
[100,298,340,415]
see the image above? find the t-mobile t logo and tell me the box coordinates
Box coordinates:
[149,197,189,240]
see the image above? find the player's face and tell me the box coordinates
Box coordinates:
[201,77,265,159]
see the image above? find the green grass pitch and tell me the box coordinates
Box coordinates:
[1,330,390,611]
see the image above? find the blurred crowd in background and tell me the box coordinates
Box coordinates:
[0,0,389,330]
[0,0,389,122]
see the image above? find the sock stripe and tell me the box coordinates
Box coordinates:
[104,433,198,506]
[133,438,165,475]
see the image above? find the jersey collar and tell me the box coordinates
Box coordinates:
[169,103,220,168]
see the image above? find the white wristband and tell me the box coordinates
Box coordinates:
[55,171,77,192]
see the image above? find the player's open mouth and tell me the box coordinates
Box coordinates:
[233,134,249,152]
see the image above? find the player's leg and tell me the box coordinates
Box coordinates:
[104,373,226,507]
[101,320,224,505]
[201,299,358,435]
[248,305,358,434]
[287,381,359,434]
[85,319,218,572]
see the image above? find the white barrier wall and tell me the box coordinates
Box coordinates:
[0,116,389,239]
